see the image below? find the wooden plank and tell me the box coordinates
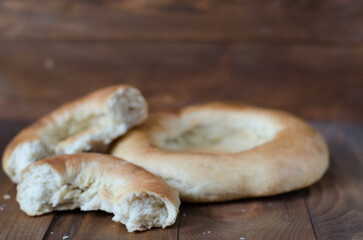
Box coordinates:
[0,120,54,240]
[0,43,362,121]
[179,191,316,239]
[0,0,363,44]
[42,211,179,240]
[305,123,363,240]
[343,123,363,160]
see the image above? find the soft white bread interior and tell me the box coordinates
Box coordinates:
[3,85,148,183]
[17,153,180,232]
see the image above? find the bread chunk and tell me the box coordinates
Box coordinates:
[17,153,180,232]
[3,85,148,183]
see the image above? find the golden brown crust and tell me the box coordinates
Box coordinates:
[111,103,329,202]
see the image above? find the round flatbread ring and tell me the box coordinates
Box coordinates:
[111,103,329,202]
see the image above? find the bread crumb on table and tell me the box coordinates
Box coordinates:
[62,236,69,239]
[3,194,10,200]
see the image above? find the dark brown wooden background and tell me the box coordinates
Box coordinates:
[0,0,362,239]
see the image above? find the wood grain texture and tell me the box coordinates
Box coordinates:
[0,0,362,238]
[0,0,363,45]
[305,123,363,240]
[42,211,179,240]
[179,192,316,240]
[0,42,362,121]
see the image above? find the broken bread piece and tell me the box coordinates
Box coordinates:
[17,153,180,232]
[3,85,148,183]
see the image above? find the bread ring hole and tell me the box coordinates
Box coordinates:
[149,113,282,154]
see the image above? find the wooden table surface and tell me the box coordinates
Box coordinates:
[0,0,362,239]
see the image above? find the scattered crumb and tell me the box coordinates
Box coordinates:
[207,230,211,234]
[241,208,246,212]
[44,58,55,69]
[62,236,69,239]
[183,213,186,217]
[202,232,206,235]
[3,194,10,200]
[50,232,53,235]
[240,237,245,240]
[0,204,5,211]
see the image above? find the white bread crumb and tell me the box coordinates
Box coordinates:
[3,194,11,200]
